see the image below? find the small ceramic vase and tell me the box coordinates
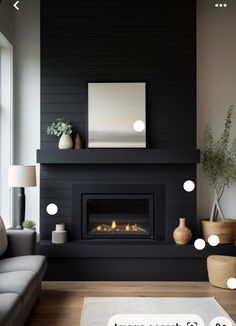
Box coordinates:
[74,133,82,149]
[58,134,73,149]
[173,217,192,245]
[52,223,67,244]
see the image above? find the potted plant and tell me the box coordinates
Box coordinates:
[201,105,236,244]
[22,220,36,231]
[46,118,73,149]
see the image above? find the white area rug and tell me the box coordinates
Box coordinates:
[80,297,235,326]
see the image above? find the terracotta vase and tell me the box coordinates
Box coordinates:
[173,217,192,245]
[58,134,73,149]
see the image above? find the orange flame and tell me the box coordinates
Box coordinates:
[111,220,117,229]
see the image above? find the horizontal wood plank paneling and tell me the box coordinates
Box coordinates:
[40,0,197,262]
[41,0,196,150]
[40,163,196,241]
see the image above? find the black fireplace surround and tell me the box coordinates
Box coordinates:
[37,0,236,282]
[72,184,165,241]
[38,0,210,280]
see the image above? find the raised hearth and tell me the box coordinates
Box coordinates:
[37,241,236,281]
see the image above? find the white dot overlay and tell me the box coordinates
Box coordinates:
[183,180,195,192]
[227,278,236,290]
[133,120,145,132]
[46,203,58,215]
[208,234,220,246]
[194,238,206,250]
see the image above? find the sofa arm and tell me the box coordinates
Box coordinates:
[4,230,36,257]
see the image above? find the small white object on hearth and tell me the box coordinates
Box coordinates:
[52,223,67,244]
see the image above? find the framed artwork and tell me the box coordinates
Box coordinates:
[88,82,146,148]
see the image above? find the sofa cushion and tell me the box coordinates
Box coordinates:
[0,293,21,326]
[0,216,8,256]
[0,270,37,305]
[0,255,47,282]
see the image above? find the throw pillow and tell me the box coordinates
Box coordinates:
[0,216,8,256]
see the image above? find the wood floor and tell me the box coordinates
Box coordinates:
[27,282,236,325]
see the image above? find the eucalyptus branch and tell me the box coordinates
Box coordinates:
[46,118,73,137]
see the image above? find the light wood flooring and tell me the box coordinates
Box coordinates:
[27,282,236,325]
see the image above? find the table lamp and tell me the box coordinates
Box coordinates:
[8,165,37,227]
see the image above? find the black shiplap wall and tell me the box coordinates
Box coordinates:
[40,164,196,241]
[41,0,196,149]
[40,0,197,243]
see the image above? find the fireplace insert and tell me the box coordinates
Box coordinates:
[82,194,154,239]
[72,184,165,242]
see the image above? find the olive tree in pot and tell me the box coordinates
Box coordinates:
[46,118,73,149]
[201,105,236,244]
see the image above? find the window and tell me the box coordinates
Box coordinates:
[0,32,13,227]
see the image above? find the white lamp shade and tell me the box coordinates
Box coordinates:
[8,165,37,187]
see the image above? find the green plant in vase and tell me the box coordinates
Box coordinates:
[22,220,36,230]
[46,118,73,149]
[201,105,236,243]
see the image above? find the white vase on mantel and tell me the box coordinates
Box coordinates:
[58,133,73,149]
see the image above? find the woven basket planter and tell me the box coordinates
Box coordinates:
[207,255,236,288]
[201,218,236,244]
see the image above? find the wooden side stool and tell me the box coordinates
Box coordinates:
[207,255,236,289]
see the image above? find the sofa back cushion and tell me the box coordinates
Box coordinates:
[0,216,8,256]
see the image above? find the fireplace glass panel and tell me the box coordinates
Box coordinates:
[82,194,154,239]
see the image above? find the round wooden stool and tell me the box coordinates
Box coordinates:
[207,255,236,289]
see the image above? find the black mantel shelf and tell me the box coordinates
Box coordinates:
[37,149,200,164]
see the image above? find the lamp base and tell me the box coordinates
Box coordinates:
[18,187,25,226]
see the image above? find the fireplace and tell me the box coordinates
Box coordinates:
[72,184,165,242]
[82,194,154,239]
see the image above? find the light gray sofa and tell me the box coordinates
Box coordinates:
[0,231,47,326]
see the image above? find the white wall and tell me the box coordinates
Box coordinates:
[197,0,236,220]
[13,0,40,227]
[0,0,40,228]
